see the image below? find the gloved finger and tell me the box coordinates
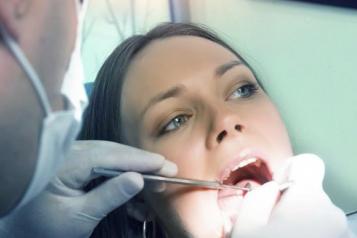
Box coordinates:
[269,184,349,238]
[275,154,325,187]
[268,154,349,238]
[232,181,280,237]
[59,140,177,189]
[145,180,167,193]
[270,154,326,214]
[269,154,325,219]
[79,172,144,220]
[288,154,325,186]
[83,140,177,175]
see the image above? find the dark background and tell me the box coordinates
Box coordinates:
[290,0,357,9]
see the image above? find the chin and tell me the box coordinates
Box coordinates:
[169,189,229,238]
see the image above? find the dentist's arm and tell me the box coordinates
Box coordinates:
[231,154,355,238]
[0,140,177,238]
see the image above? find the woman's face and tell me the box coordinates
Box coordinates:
[120,36,293,237]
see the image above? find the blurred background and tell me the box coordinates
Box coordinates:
[81,0,357,213]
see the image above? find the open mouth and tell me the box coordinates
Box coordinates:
[217,156,273,236]
[221,157,272,189]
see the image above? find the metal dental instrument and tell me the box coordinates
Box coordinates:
[93,168,250,191]
[92,168,292,192]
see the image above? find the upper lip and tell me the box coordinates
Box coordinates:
[218,148,272,184]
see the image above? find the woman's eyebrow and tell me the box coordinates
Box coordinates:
[141,85,186,117]
[215,60,244,77]
[140,60,244,117]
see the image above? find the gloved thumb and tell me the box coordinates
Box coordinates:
[231,181,280,237]
[268,154,327,227]
[274,154,325,188]
[78,172,144,221]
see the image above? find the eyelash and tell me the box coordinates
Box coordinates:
[157,83,259,136]
[227,82,259,100]
[158,114,191,136]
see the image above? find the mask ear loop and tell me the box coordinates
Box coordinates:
[0,23,52,116]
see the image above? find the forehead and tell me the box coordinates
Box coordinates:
[121,36,239,110]
[126,36,238,85]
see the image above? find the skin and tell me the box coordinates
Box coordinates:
[121,36,293,237]
[0,0,78,215]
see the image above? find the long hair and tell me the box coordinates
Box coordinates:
[79,22,262,237]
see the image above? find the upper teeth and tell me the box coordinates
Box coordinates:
[232,157,257,171]
[222,157,259,181]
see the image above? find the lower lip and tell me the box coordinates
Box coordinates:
[217,180,261,231]
[217,189,243,235]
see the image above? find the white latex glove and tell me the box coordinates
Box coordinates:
[0,140,177,238]
[231,154,355,238]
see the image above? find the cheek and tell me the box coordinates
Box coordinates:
[247,99,293,169]
[143,134,208,179]
[262,103,292,152]
[142,136,226,236]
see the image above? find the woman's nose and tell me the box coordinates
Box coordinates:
[206,108,244,149]
[216,124,243,143]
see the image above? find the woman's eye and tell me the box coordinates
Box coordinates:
[228,83,259,99]
[159,115,190,135]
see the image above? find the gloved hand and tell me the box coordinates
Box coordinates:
[231,154,355,238]
[0,140,177,238]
